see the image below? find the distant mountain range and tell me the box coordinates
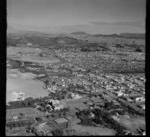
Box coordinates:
[70,31,89,35]
[70,32,145,39]
[7,28,145,39]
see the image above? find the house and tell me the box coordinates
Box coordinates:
[27,43,32,47]
[117,92,123,97]
[126,97,134,102]
[137,128,146,135]
[45,104,52,110]
[70,93,82,99]
[51,85,59,91]
[47,87,56,93]
[90,112,95,118]
[47,99,64,110]
[7,61,11,67]
[138,104,145,110]
[143,131,146,135]
[55,104,64,110]
[111,115,120,121]
[6,118,35,129]
[48,99,59,105]
[112,100,120,106]
[33,122,53,136]
[12,116,18,120]
[135,97,145,102]
[54,118,68,129]
[123,93,129,97]
[129,95,144,102]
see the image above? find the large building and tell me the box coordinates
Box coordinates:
[6,107,44,130]
[6,107,44,120]
[33,122,53,136]
[6,118,35,130]
[32,117,69,136]
[54,118,68,129]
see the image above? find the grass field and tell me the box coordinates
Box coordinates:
[7,47,60,64]
[6,107,44,119]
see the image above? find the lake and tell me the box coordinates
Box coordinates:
[6,69,49,103]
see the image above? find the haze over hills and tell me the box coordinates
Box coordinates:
[70,31,145,39]
[70,31,89,35]
[7,28,145,40]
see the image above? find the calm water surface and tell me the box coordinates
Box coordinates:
[7,69,49,103]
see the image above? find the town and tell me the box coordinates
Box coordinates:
[6,33,145,135]
[6,0,145,135]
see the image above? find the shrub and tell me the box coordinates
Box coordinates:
[52,129,63,136]
[135,47,142,52]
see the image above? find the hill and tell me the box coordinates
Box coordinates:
[120,33,145,39]
[71,31,89,35]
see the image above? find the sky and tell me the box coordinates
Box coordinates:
[7,0,146,34]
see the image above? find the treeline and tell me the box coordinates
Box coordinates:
[80,43,108,52]
[6,96,51,109]
[48,90,67,100]
[124,43,144,52]
[117,98,145,116]
[67,84,88,95]
[76,108,127,135]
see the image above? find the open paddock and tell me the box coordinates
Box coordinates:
[6,107,44,119]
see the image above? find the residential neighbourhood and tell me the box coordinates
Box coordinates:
[6,0,145,136]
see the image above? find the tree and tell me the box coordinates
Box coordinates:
[135,47,142,52]
[20,113,24,117]
[35,117,42,122]
[27,102,32,107]
[21,101,26,107]
[25,97,33,102]
[26,129,30,133]
[52,130,63,136]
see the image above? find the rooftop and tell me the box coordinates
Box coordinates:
[54,118,68,124]
[35,122,53,133]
